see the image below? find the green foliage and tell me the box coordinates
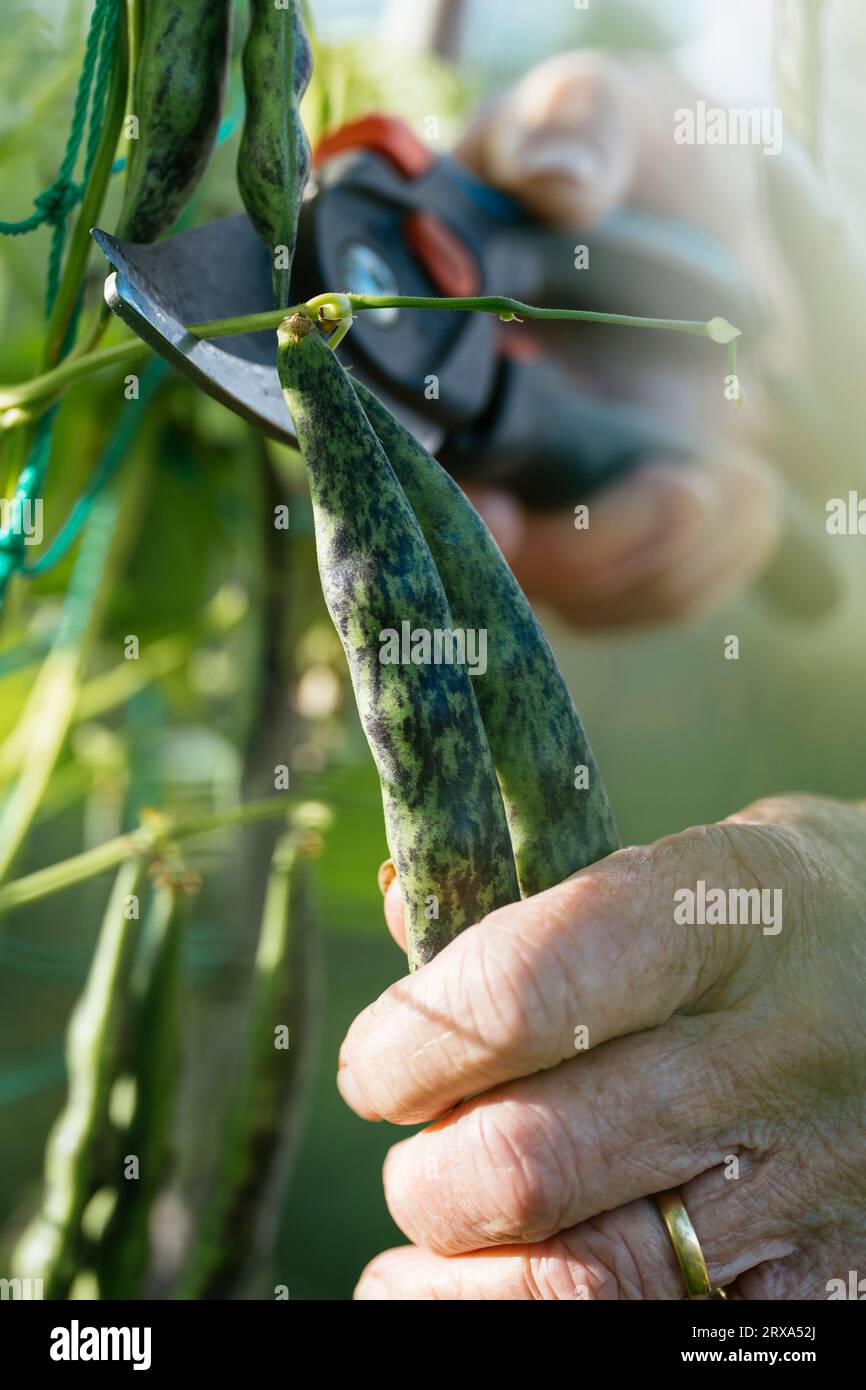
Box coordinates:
[0,0,482,1300]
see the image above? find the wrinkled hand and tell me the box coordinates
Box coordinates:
[456,51,789,628]
[340,795,866,1299]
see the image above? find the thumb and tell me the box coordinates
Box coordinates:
[455,51,637,226]
[378,859,408,953]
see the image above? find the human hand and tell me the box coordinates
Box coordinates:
[455,51,789,628]
[341,795,866,1298]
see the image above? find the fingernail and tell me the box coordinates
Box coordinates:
[377,858,396,896]
[516,134,599,185]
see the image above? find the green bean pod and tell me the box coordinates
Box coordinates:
[354,382,620,897]
[95,879,185,1299]
[181,824,319,1298]
[278,316,520,965]
[11,858,146,1298]
[238,0,312,308]
[116,0,232,243]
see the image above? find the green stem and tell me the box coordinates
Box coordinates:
[0,297,737,422]
[0,340,149,417]
[188,308,293,339]
[42,11,130,368]
[0,794,307,914]
[0,431,149,888]
[0,587,246,785]
[0,296,739,431]
[188,295,727,342]
[124,0,144,201]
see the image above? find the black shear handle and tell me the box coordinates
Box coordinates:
[441,354,842,618]
[441,355,688,508]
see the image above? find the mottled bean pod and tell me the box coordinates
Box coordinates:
[278,316,520,966]
[95,879,184,1299]
[238,0,312,308]
[11,858,146,1298]
[182,824,318,1298]
[116,1,232,244]
[354,382,620,896]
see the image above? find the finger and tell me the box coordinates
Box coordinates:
[380,1015,747,1254]
[358,1159,788,1298]
[507,451,780,630]
[337,821,758,1124]
[381,868,407,953]
[462,488,526,564]
[353,1206,682,1300]
[456,52,637,226]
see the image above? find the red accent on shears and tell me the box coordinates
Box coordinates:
[403,211,480,298]
[313,114,434,178]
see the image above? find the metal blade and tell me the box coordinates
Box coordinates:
[92,217,446,453]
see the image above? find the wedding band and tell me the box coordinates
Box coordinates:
[655,1189,729,1299]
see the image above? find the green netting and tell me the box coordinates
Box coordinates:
[0,3,243,605]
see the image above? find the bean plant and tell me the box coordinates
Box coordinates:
[0,0,737,1298]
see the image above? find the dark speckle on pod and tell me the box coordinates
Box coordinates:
[238,0,312,309]
[116,1,232,244]
[354,382,620,896]
[278,325,520,968]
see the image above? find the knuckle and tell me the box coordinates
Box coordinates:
[715,815,829,922]
[517,1236,608,1300]
[468,1099,576,1243]
[457,921,549,1071]
[560,1209,673,1300]
[510,1226,652,1301]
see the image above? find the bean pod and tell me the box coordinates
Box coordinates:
[354,382,620,897]
[278,316,520,966]
[12,858,146,1298]
[116,1,232,244]
[238,0,312,308]
[182,823,319,1297]
[95,879,185,1299]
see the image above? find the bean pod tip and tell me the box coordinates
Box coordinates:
[278,313,315,348]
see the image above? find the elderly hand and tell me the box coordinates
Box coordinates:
[340,795,866,1299]
[455,50,791,628]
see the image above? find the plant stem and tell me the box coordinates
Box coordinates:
[0,297,738,424]
[188,295,727,342]
[0,340,148,417]
[0,430,150,888]
[42,11,130,368]
[0,587,246,785]
[187,308,294,339]
[0,795,306,914]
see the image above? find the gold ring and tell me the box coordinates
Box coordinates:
[655,1189,729,1299]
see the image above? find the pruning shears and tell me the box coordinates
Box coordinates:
[93,113,761,509]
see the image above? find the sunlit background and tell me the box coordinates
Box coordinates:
[0,0,864,1299]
